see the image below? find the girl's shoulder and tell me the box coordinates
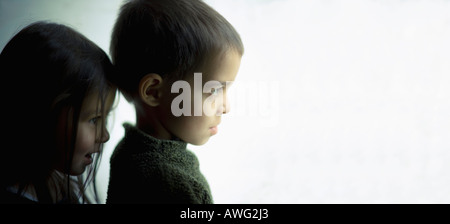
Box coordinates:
[0,189,38,204]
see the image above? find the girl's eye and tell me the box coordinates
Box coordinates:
[89,116,101,124]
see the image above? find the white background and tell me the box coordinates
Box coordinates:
[1,0,450,203]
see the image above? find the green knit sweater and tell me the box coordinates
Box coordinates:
[106,123,213,204]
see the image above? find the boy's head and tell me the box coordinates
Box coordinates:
[109,0,244,145]
[110,0,244,96]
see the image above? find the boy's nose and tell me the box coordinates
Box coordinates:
[222,96,230,114]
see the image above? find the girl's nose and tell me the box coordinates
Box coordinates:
[98,126,110,143]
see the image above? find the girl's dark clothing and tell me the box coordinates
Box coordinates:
[106,123,213,204]
[0,190,37,204]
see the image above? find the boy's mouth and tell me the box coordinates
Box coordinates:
[209,126,218,135]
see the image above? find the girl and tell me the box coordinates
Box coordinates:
[0,21,116,203]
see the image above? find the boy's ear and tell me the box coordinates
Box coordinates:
[139,73,163,107]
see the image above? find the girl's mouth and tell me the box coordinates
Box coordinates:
[84,153,94,164]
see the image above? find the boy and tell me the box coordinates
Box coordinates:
[106,0,244,203]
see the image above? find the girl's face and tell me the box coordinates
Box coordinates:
[56,90,116,175]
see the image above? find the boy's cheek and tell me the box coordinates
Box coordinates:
[202,98,219,116]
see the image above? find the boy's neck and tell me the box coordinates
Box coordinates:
[135,106,173,141]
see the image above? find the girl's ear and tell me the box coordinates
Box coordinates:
[139,73,163,107]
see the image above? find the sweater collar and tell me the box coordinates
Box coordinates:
[123,123,187,152]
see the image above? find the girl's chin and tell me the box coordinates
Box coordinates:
[70,167,87,176]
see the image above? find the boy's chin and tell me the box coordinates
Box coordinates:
[187,137,210,146]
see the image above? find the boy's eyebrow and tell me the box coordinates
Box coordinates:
[204,80,226,85]
[216,81,233,85]
[224,81,234,86]
[203,80,234,88]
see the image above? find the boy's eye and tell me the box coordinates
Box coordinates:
[210,86,224,96]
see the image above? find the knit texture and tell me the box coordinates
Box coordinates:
[106,123,213,204]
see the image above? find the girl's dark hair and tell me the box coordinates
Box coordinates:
[109,0,244,100]
[0,21,115,203]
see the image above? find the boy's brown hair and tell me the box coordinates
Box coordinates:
[109,0,244,100]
